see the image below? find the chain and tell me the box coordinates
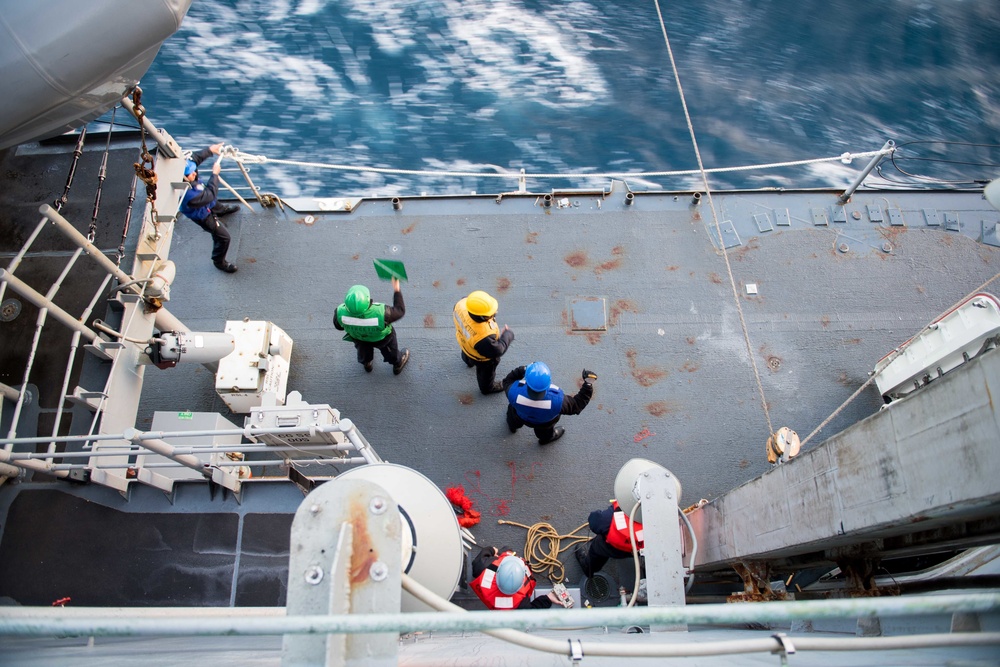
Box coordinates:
[130,87,159,234]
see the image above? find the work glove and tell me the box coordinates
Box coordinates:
[582,369,597,383]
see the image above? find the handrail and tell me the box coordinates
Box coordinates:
[0,593,997,650]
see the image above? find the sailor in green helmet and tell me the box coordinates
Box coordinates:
[333,277,409,374]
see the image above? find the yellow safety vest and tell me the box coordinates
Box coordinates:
[453,298,499,362]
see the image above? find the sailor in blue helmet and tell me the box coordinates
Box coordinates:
[179,143,240,273]
[469,546,564,610]
[333,278,410,374]
[502,362,596,444]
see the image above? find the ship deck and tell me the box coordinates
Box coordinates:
[2,137,1000,609]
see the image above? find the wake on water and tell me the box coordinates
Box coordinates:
[139,0,1000,198]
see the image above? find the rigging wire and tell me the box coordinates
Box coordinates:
[652,0,774,436]
[877,139,1000,186]
[224,146,887,182]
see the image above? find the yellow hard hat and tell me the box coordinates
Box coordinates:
[466,290,498,317]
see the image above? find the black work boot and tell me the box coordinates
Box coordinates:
[539,427,565,445]
[214,260,237,273]
[393,349,410,375]
[214,203,239,217]
[363,360,374,373]
[574,545,593,577]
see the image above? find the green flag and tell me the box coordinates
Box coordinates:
[373,258,408,282]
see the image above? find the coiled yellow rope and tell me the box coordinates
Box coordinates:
[498,519,591,583]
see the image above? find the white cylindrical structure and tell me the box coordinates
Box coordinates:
[146,261,176,300]
[337,463,464,612]
[145,332,235,366]
[986,178,1000,213]
[614,458,681,523]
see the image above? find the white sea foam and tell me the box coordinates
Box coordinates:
[343,0,611,109]
[176,5,350,106]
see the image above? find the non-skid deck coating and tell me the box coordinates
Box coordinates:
[3,139,1000,607]
[141,185,1000,564]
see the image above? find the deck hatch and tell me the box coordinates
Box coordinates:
[753,212,773,232]
[924,209,941,226]
[866,204,884,223]
[569,297,607,331]
[981,220,1000,247]
[811,208,829,226]
[945,212,961,231]
[710,220,742,249]
[888,208,905,226]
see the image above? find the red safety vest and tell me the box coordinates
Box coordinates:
[469,552,537,610]
[605,501,645,554]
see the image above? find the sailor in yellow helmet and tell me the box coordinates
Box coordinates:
[453,290,514,394]
[334,278,409,375]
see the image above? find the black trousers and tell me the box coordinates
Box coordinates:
[506,404,561,443]
[579,534,634,578]
[354,329,403,366]
[194,214,231,263]
[461,352,500,394]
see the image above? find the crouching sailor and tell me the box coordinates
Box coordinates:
[575,501,644,577]
[469,547,562,610]
[179,143,239,273]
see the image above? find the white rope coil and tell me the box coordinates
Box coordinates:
[222,147,891,181]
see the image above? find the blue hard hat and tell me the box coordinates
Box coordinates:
[184,160,198,177]
[524,362,551,392]
[495,555,527,595]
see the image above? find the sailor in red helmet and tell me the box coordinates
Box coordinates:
[469,547,562,610]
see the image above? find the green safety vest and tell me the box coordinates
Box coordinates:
[335,302,392,343]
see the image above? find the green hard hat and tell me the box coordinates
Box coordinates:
[345,285,371,315]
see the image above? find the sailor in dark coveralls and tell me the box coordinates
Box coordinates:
[502,363,596,444]
[469,546,560,610]
[453,290,515,394]
[333,278,410,374]
[574,502,644,577]
[179,143,239,273]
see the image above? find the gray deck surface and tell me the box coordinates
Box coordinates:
[140,179,1000,567]
[3,139,1000,612]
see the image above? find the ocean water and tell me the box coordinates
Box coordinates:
[140,0,1000,198]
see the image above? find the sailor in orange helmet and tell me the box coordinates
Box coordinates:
[453,290,514,394]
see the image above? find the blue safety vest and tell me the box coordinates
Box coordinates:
[508,381,563,424]
[179,182,214,222]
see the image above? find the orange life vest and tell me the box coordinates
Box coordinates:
[468,552,537,610]
[605,501,645,554]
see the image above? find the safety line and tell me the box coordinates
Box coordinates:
[652,0,774,436]
[499,519,590,584]
[224,147,887,181]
